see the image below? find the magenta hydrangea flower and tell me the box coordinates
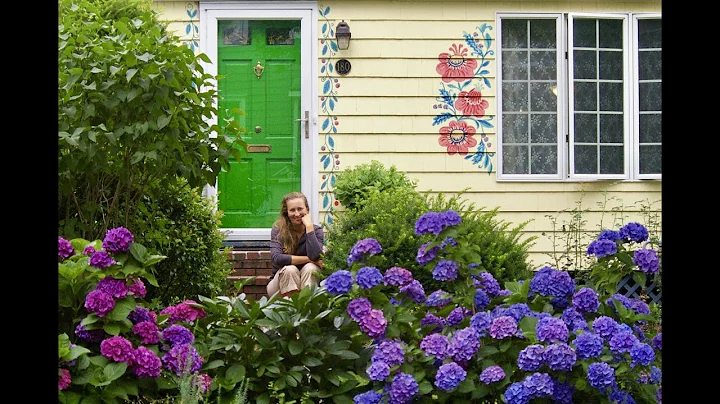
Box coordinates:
[132,346,162,378]
[489,316,518,340]
[82,245,96,256]
[161,300,206,324]
[102,226,134,254]
[58,368,72,390]
[89,250,116,269]
[96,277,129,299]
[162,343,203,376]
[193,373,212,394]
[358,309,387,338]
[84,289,115,317]
[479,365,506,384]
[633,248,659,274]
[100,335,134,363]
[347,297,372,321]
[162,324,195,346]
[127,277,147,298]
[58,237,75,260]
[133,321,160,345]
[347,238,383,265]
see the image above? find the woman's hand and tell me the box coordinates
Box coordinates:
[301,214,314,229]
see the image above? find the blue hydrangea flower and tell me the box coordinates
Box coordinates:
[609,331,639,354]
[542,342,577,371]
[552,379,575,404]
[347,238,383,265]
[470,311,493,337]
[506,303,532,322]
[573,331,605,359]
[517,344,545,372]
[384,266,413,287]
[536,316,569,343]
[420,333,449,360]
[388,372,419,404]
[630,342,655,367]
[447,327,480,362]
[426,290,452,307]
[609,388,636,404]
[489,316,518,340]
[414,212,445,235]
[417,242,440,265]
[572,287,600,314]
[474,288,490,310]
[633,249,659,274]
[504,381,531,404]
[441,237,457,248]
[366,361,390,381]
[476,272,502,296]
[162,324,195,346]
[587,239,618,258]
[651,333,661,350]
[529,266,553,295]
[479,365,505,384]
[399,279,426,303]
[356,266,384,289]
[434,362,467,391]
[649,365,661,384]
[432,260,459,281]
[619,222,649,243]
[347,297,372,321]
[420,313,445,333]
[597,229,622,241]
[325,270,353,295]
[523,372,553,399]
[592,316,621,341]
[372,339,405,367]
[354,390,383,404]
[446,307,470,327]
[587,362,615,391]
[561,307,589,332]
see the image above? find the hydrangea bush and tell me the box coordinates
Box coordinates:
[58,227,212,403]
[323,212,662,403]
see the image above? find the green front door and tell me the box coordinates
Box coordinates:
[217,20,302,228]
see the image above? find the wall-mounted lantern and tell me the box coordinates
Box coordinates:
[335,20,351,50]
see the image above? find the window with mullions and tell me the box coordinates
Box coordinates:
[496,13,661,181]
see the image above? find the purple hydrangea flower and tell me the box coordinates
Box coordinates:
[446,307,470,327]
[372,339,405,367]
[529,266,553,295]
[96,277,129,299]
[399,279,426,303]
[434,362,467,391]
[425,290,452,307]
[561,307,589,332]
[347,238,383,265]
[619,222,649,243]
[548,270,576,298]
[193,373,212,394]
[656,386,662,403]
[359,309,387,338]
[447,327,480,362]
[474,288,490,310]
[552,379,575,404]
[420,333,449,360]
[415,210,461,236]
[58,237,74,260]
[606,293,633,310]
[132,346,162,378]
[504,382,531,404]
[523,372,553,399]
[506,303,532,322]
[476,272,502,296]
[629,299,650,315]
[651,333,661,350]
[597,229,622,241]
[630,342,655,367]
[129,306,157,324]
[543,342,577,371]
[82,245,96,256]
[609,331,639,354]
[347,297,372,321]
[162,343,203,376]
[84,289,115,317]
[609,388,636,404]
[432,260,459,282]
[384,266,413,287]
[354,390,383,404]
[102,226,134,254]
[89,250,117,269]
[490,315,518,340]
[132,321,160,345]
[536,316,569,343]
[470,311,493,337]
[587,239,618,258]
[420,313,445,333]
[356,266,384,289]
[128,277,146,298]
[479,365,506,384]
[58,368,72,390]
[573,331,605,359]
[75,324,104,342]
[417,242,440,265]
[162,324,195,346]
[572,287,600,314]
[100,335,134,363]
[325,270,353,294]
[388,372,419,404]
[633,249,659,274]
[517,344,545,372]
[592,316,621,341]
[366,361,390,381]
[587,362,615,391]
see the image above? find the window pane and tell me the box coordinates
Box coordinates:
[599,145,623,174]
[503,145,528,174]
[531,145,557,174]
[574,114,598,143]
[639,145,662,174]
[574,82,597,111]
[599,82,623,111]
[574,50,597,79]
[266,28,296,45]
[502,19,528,48]
[599,114,623,143]
[530,19,556,48]
[638,19,662,48]
[503,114,529,143]
[639,114,661,143]
[639,82,662,111]
[502,51,528,80]
[530,82,557,111]
[530,50,556,80]
[220,20,250,45]
[531,114,557,144]
[599,50,623,80]
[573,19,596,47]
[639,50,662,80]
[599,19,623,49]
[502,82,529,111]
[574,145,597,174]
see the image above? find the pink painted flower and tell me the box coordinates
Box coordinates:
[456,88,489,117]
[438,120,478,155]
[436,44,478,83]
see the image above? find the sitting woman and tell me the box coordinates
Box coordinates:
[267,192,324,298]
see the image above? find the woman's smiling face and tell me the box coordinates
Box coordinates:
[286,197,308,225]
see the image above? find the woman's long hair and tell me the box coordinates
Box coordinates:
[273,192,310,254]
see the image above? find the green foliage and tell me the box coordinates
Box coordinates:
[333,160,417,210]
[58,0,244,240]
[132,177,233,306]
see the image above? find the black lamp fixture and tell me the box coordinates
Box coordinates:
[335,20,351,50]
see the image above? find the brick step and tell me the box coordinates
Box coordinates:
[227,249,273,300]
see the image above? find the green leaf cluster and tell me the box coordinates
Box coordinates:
[332,160,417,210]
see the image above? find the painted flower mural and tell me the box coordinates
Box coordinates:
[436,44,478,83]
[438,120,477,155]
[455,88,489,117]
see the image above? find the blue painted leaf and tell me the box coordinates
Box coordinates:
[330,175,336,187]
[332,125,337,133]
[333,95,338,102]
[322,23,327,34]
[321,65,326,73]
[327,216,333,224]
[478,120,495,129]
[479,70,489,76]
[323,6,330,16]
[323,194,329,208]
[484,33,492,49]
[329,63,333,72]
[483,78,492,88]
[188,10,197,18]
[320,154,327,162]
[323,80,331,93]
[194,25,199,34]
[328,137,335,147]
[321,180,327,190]
[322,118,330,130]
[481,61,489,67]
[323,157,330,169]
[330,41,338,52]
[330,99,335,109]
[186,25,191,35]
[322,44,328,55]
[432,113,453,126]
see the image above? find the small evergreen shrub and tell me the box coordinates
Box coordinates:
[333,160,417,210]
[133,177,232,305]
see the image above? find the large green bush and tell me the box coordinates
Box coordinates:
[333,160,417,210]
[133,177,232,306]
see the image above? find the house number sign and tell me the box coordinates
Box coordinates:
[335,59,351,75]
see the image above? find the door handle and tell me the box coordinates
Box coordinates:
[295,110,309,139]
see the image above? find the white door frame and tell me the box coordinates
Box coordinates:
[199,1,319,240]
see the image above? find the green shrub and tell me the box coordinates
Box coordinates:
[333,160,417,210]
[133,177,232,305]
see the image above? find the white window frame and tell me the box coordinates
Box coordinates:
[495,12,661,182]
